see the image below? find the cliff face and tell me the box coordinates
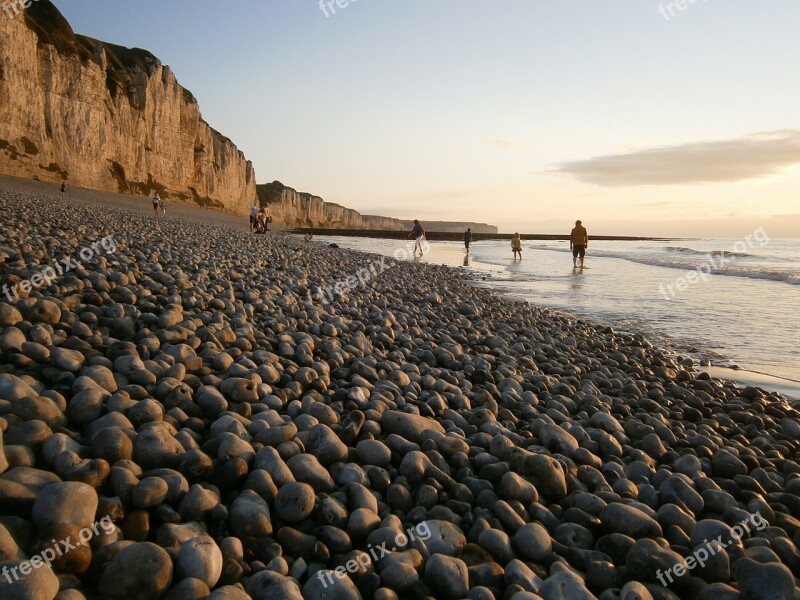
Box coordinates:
[257,182,404,230]
[0,2,255,212]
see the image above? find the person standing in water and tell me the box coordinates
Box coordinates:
[570,219,588,268]
[511,233,522,260]
[408,220,426,256]
[464,228,472,252]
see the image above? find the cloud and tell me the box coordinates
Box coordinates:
[484,139,526,151]
[554,129,800,187]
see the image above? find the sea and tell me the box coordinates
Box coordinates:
[311,234,800,399]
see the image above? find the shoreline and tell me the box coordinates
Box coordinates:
[2,182,799,598]
[292,228,678,242]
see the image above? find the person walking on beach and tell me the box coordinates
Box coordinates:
[152,193,160,214]
[159,199,166,216]
[464,228,472,252]
[60,182,67,197]
[249,205,259,231]
[408,219,426,256]
[570,219,588,268]
[511,233,522,260]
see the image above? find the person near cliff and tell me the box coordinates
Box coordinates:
[570,219,589,268]
[464,228,472,252]
[160,199,166,216]
[249,205,259,231]
[511,233,522,260]
[408,220,426,256]
[152,193,160,214]
[60,182,67,197]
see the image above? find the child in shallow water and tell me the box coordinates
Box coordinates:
[511,233,522,259]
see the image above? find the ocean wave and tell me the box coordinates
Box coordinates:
[666,246,754,258]
[528,246,800,285]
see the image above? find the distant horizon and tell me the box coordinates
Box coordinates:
[54,0,800,238]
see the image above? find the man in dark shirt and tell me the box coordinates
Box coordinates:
[464,228,472,252]
[407,220,426,256]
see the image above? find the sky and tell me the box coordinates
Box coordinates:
[54,0,800,236]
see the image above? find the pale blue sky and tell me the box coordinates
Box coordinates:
[55,0,800,235]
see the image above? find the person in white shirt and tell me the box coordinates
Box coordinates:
[249,205,259,231]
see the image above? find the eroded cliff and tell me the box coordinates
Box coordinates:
[257,182,404,230]
[0,2,256,212]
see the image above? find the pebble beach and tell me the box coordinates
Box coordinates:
[2,182,800,600]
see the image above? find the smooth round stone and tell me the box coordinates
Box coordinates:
[423,521,467,556]
[98,542,173,600]
[625,539,688,585]
[246,570,303,600]
[425,554,469,600]
[499,472,538,504]
[478,528,514,564]
[229,490,272,538]
[356,439,392,467]
[132,477,169,509]
[690,520,735,548]
[286,454,335,493]
[51,347,85,372]
[539,569,595,599]
[219,378,259,403]
[0,559,59,599]
[178,485,220,522]
[348,508,381,540]
[712,449,748,478]
[620,581,654,600]
[132,422,185,470]
[208,586,252,600]
[0,304,23,326]
[539,423,579,456]
[0,374,39,401]
[733,557,795,600]
[275,482,315,523]
[32,482,98,529]
[163,578,211,600]
[0,327,25,352]
[512,523,552,563]
[175,535,223,588]
[24,300,61,324]
[601,503,662,538]
[523,455,567,501]
[380,561,419,591]
[380,410,445,443]
[305,424,348,465]
[90,427,134,463]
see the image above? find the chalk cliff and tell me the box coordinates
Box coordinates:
[0,2,256,212]
[257,182,404,230]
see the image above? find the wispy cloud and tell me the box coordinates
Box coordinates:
[484,139,527,151]
[554,129,800,186]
